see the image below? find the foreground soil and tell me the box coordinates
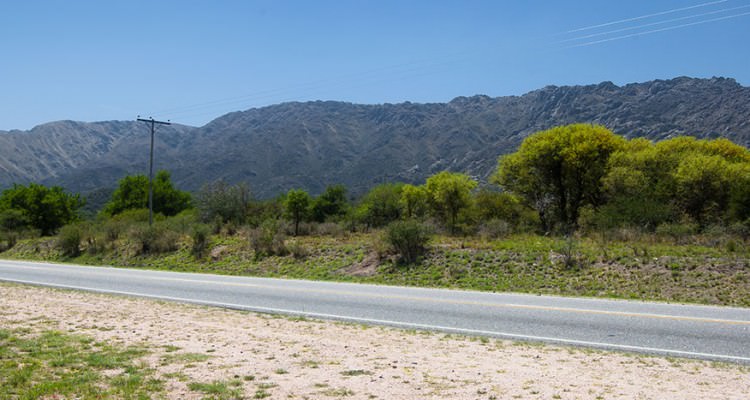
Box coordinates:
[2,283,749,399]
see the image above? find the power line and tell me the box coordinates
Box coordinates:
[558,4,750,44]
[563,10,750,48]
[562,0,728,34]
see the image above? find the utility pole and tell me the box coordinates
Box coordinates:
[137,116,171,226]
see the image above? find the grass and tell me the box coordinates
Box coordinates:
[160,352,211,365]
[187,379,244,399]
[3,229,749,306]
[0,328,163,399]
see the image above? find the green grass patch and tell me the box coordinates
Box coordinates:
[188,379,244,399]
[0,328,163,399]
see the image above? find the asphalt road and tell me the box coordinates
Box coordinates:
[1,259,749,364]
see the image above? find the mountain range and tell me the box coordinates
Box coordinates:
[1,76,748,202]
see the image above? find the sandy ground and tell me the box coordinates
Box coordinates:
[1,283,749,399]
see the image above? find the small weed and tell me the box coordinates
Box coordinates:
[341,369,371,376]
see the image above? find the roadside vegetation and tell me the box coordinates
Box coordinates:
[1,124,749,306]
[0,329,163,399]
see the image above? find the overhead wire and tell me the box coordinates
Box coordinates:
[558,3,750,44]
[562,0,728,34]
[564,10,750,48]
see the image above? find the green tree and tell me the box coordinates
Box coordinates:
[0,183,84,235]
[103,171,191,217]
[425,171,478,234]
[284,189,311,236]
[355,183,403,229]
[311,184,349,223]
[494,124,626,232]
[399,184,428,219]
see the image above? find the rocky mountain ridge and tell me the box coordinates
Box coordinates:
[1,76,748,199]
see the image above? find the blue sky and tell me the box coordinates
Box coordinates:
[1,0,749,130]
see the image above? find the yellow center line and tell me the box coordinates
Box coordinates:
[4,262,750,326]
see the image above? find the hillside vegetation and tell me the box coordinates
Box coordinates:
[1,124,749,306]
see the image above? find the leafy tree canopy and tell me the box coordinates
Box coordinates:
[0,183,84,235]
[103,171,191,217]
[493,124,626,232]
[355,183,403,228]
[425,171,477,234]
[311,184,349,223]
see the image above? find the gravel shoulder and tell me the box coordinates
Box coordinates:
[2,282,749,399]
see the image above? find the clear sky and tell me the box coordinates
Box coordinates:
[1,0,749,130]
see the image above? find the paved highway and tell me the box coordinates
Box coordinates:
[1,259,749,363]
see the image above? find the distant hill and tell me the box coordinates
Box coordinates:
[1,76,748,203]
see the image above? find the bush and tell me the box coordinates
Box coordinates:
[129,223,180,255]
[478,219,512,239]
[286,239,310,259]
[315,222,345,237]
[551,236,586,270]
[248,219,287,259]
[191,224,210,259]
[656,221,699,243]
[57,225,82,257]
[196,180,251,225]
[384,220,432,264]
[0,230,18,252]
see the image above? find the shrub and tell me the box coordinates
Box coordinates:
[655,221,699,243]
[57,224,82,257]
[315,222,344,237]
[129,223,180,255]
[384,220,432,264]
[164,209,199,235]
[191,224,210,259]
[103,219,125,243]
[286,239,310,259]
[478,219,512,239]
[552,236,586,270]
[0,230,18,252]
[248,219,287,259]
[196,180,251,225]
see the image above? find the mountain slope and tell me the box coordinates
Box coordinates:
[1,76,748,199]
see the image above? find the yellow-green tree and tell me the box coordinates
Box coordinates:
[399,184,428,219]
[493,124,626,232]
[425,171,477,234]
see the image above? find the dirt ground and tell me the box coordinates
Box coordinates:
[1,283,749,399]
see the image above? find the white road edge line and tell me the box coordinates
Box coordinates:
[3,277,750,364]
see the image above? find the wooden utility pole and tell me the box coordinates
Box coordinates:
[137,116,171,226]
